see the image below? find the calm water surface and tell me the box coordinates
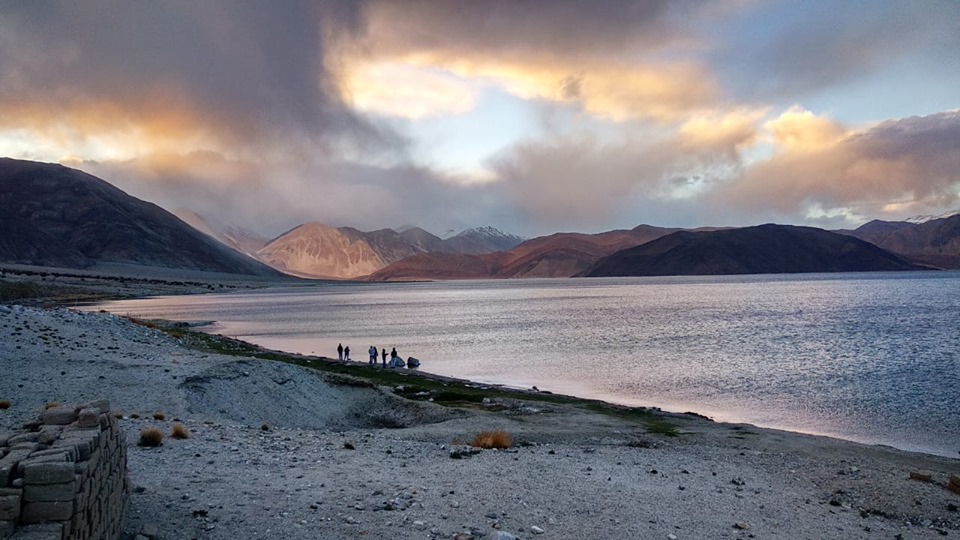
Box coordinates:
[90,273,960,457]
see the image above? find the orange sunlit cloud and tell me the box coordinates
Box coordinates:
[718,111,960,218]
[0,94,224,163]
[764,106,848,151]
[337,50,718,123]
[341,62,478,120]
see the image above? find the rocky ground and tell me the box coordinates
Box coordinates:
[1,302,959,539]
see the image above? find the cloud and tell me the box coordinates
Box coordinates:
[75,151,507,238]
[342,62,477,119]
[0,1,381,158]
[763,106,847,151]
[717,110,960,219]
[335,0,724,122]
[483,108,960,233]
[714,2,960,101]
[485,107,766,232]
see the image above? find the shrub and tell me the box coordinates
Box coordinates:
[0,400,10,410]
[170,423,190,439]
[129,413,140,419]
[260,422,270,431]
[152,411,166,421]
[138,428,164,447]
[343,440,355,450]
[470,430,512,449]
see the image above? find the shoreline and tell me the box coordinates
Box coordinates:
[38,266,958,460]
[175,322,960,460]
[3,269,960,538]
[2,301,959,538]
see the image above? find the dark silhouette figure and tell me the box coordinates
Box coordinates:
[337,343,343,362]
[344,345,350,363]
[381,348,387,368]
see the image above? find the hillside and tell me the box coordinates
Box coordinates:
[841,215,960,269]
[581,224,921,277]
[367,225,683,281]
[0,158,280,276]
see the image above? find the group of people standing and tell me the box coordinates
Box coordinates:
[336,343,401,367]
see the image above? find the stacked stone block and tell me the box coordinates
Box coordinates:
[0,401,128,540]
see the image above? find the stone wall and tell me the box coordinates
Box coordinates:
[0,400,128,540]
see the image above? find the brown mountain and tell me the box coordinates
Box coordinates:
[580,224,921,277]
[339,227,426,264]
[399,227,447,252]
[0,158,279,275]
[840,215,960,269]
[254,223,525,279]
[367,225,686,281]
[256,223,386,279]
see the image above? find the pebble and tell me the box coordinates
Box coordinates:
[531,525,545,534]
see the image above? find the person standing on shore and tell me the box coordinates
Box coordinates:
[337,343,343,362]
[368,345,377,365]
[381,348,387,368]
[344,345,350,363]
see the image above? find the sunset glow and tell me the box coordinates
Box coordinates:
[0,1,957,236]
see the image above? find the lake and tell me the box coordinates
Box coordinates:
[88,272,960,457]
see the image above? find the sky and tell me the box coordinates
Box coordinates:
[0,1,958,238]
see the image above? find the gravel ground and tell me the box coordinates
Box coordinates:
[2,304,958,540]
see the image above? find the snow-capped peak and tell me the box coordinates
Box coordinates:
[904,209,960,224]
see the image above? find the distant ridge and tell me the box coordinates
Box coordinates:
[0,158,280,276]
[839,214,960,269]
[253,223,524,279]
[367,224,686,281]
[580,224,921,277]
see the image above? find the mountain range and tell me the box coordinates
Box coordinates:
[2,158,958,279]
[177,214,526,279]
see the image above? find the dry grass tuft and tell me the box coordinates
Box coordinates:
[470,430,512,449]
[152,411,166,421]
[129,413,140,419]
[44,402,59,410]
[138,427,164,447]
[0,400,10,410]
[170,423,190,439]
[260,422,270,431]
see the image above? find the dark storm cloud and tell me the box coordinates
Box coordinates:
[358,0,695,60]
[0,0,382,149]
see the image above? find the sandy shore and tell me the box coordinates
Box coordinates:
[1,277,959,539]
